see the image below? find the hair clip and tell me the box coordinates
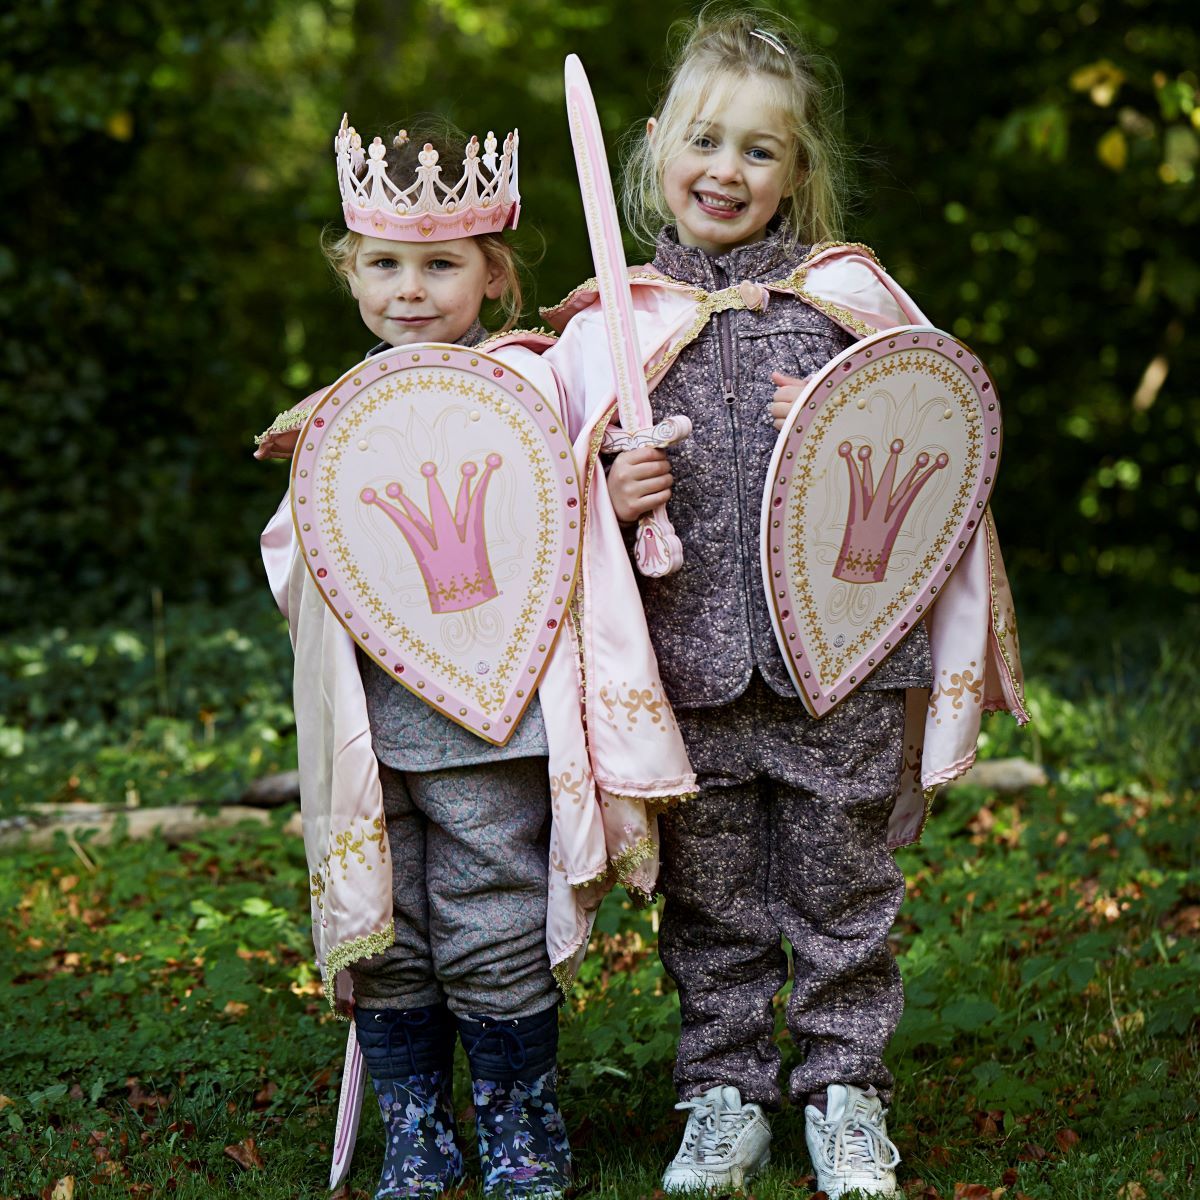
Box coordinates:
[749,28,788,56]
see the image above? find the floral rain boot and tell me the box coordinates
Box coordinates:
[354,1003,466,1197]
[457,1005,572,1197]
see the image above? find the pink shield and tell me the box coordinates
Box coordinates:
[292,344,582,744]
[761,326,1003,717]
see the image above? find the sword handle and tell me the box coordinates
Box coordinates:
[600,414,691,578]
[635,509,685,577]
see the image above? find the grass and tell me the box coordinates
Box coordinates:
[0,593,1197,1199]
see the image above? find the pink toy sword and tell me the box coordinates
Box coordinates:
[564,53,691,577]
[329,1023,366,1190]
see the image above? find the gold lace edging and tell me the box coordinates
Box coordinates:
[984,508,1029,721]
[322,926,395,1017]
[477,326,557,349]
[254,404,315,447]
[552,957,578,995]
[641,240,886,383]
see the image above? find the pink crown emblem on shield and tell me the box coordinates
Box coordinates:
[361,455,503,614]
[834,438,949,584]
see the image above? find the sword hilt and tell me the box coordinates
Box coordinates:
[601,414,691,578]
[601,414,691,455]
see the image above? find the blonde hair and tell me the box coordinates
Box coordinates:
[622,5,847,249]
[319,117,524,333]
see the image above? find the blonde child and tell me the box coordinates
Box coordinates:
[542,10,1026,1199]
[259,119,569,1200]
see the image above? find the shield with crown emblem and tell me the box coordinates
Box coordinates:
[762,325,1003,718]
[291,343,581,744]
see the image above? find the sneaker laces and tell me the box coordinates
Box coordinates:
[674,1091,757,1163]
[812,1092,900,1174]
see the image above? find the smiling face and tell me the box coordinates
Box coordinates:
[653,72,796,256]
[347,235,505,346]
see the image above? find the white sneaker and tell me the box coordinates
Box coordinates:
[804,1084,900,1199]
[661,1084,772,1192]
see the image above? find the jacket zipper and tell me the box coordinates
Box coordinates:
[710,261,757,670]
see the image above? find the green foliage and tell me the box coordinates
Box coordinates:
[827,0,1200,593]
[0,592,294,813]
[1,601,1197,1197]
[1,1,1198,630]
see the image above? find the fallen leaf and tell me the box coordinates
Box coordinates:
[0,1095,14,1109]
[1001,1169,1019,1186]
[222,1000,249,1018]
[1054,1128,1080,1153]
[223,1137,264,1170]
[953,1184,993,1200]
[253,1081,278,1107]
[50,1179,75,1200]
[1116,1186,1147,1200]
[1017,1142,1048,1162]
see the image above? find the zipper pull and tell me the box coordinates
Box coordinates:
[723,380,737,403]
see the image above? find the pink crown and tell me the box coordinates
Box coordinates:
[834,438,949,584]
[361,456,503,614]
[335,115,520,242]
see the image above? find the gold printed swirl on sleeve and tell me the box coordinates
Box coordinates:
[549,763,587,809]
[927,666,984,723]
[597,681,671,731]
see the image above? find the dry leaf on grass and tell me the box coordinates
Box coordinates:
[1054,1127,1080,1153]
[223,1137,265,1170]
[1116,1185,1147,1200]
[952,1184,996,1200]
[50,1179,75,1200]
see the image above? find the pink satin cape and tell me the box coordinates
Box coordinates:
[541,242,1030,848]
[260,332,696,1013]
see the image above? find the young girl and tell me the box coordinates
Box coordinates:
[258,117,694,1199]
[543,11,1027,1200]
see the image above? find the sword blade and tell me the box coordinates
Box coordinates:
[328,1025,366,1189]
[564,54,652,433]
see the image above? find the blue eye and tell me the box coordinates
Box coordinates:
[748,148,775,162]
[692,134,716,150]
[372,258,398,270]
[429,259,455,270]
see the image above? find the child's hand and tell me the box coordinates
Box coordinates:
[607,447,674,525]
[254,427,301,461]
[768,370,811,432]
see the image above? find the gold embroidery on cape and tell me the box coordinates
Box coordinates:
[312,814,390,909]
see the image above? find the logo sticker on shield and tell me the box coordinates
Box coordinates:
[292,344,582,744]
[762,326,1002,718]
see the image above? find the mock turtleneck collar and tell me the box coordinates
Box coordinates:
[651,224,800,289]
[366,318,489,358]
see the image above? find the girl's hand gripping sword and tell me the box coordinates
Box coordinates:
[564,54,691,577]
